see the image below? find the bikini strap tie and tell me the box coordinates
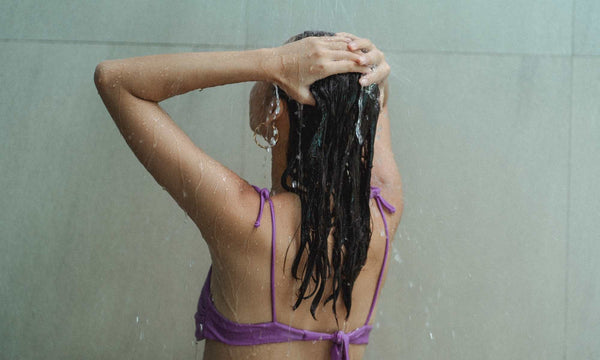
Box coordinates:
[330,330,351,360]
[252,186,271,227]
[370,186,396,213]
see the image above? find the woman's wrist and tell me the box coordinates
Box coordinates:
[256,47,283,86]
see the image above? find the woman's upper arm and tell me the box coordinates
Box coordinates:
[95,66,255,243]
[371,101,404,222]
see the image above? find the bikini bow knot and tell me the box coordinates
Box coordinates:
[370,186,396,214]
[330,330,351,360]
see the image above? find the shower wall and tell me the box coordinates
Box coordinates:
[1,0,598,359]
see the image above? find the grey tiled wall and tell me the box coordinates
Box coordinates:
[1,1,598,359]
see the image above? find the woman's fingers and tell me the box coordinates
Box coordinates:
[328,34,390,86]
[319,35,353,45]
[348,38,374,52]
[359,62,390,86]
[326,60,371,77]
[333,33,392,87]
[352,48,383,65]
[335,32,359,41]
[329,49,364,63]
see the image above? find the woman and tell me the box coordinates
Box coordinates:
[95,30,403,360]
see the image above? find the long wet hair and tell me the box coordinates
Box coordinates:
[277,31,381,321]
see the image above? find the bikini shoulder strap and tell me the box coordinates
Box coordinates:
[365,186,397,325]
[251,185,277,322]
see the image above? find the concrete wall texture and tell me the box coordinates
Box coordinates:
[1,0,599,359]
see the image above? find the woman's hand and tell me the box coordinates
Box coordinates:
[336,32,390,108]
[270,35,371,105]
[336,32,390,87]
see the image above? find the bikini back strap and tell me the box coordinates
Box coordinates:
[252,185,277,322]
[365,186,397,325]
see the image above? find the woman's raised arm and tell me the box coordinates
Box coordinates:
[93,37,370,244]
[94,49,274,103]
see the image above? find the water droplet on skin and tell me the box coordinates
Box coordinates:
[429,332,434,340]
[136,316,139,323]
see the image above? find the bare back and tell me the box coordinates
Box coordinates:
[203,184,402,360]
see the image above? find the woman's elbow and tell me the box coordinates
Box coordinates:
[94,61,120,91]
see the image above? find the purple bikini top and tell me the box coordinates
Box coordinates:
[194,185,396,360]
